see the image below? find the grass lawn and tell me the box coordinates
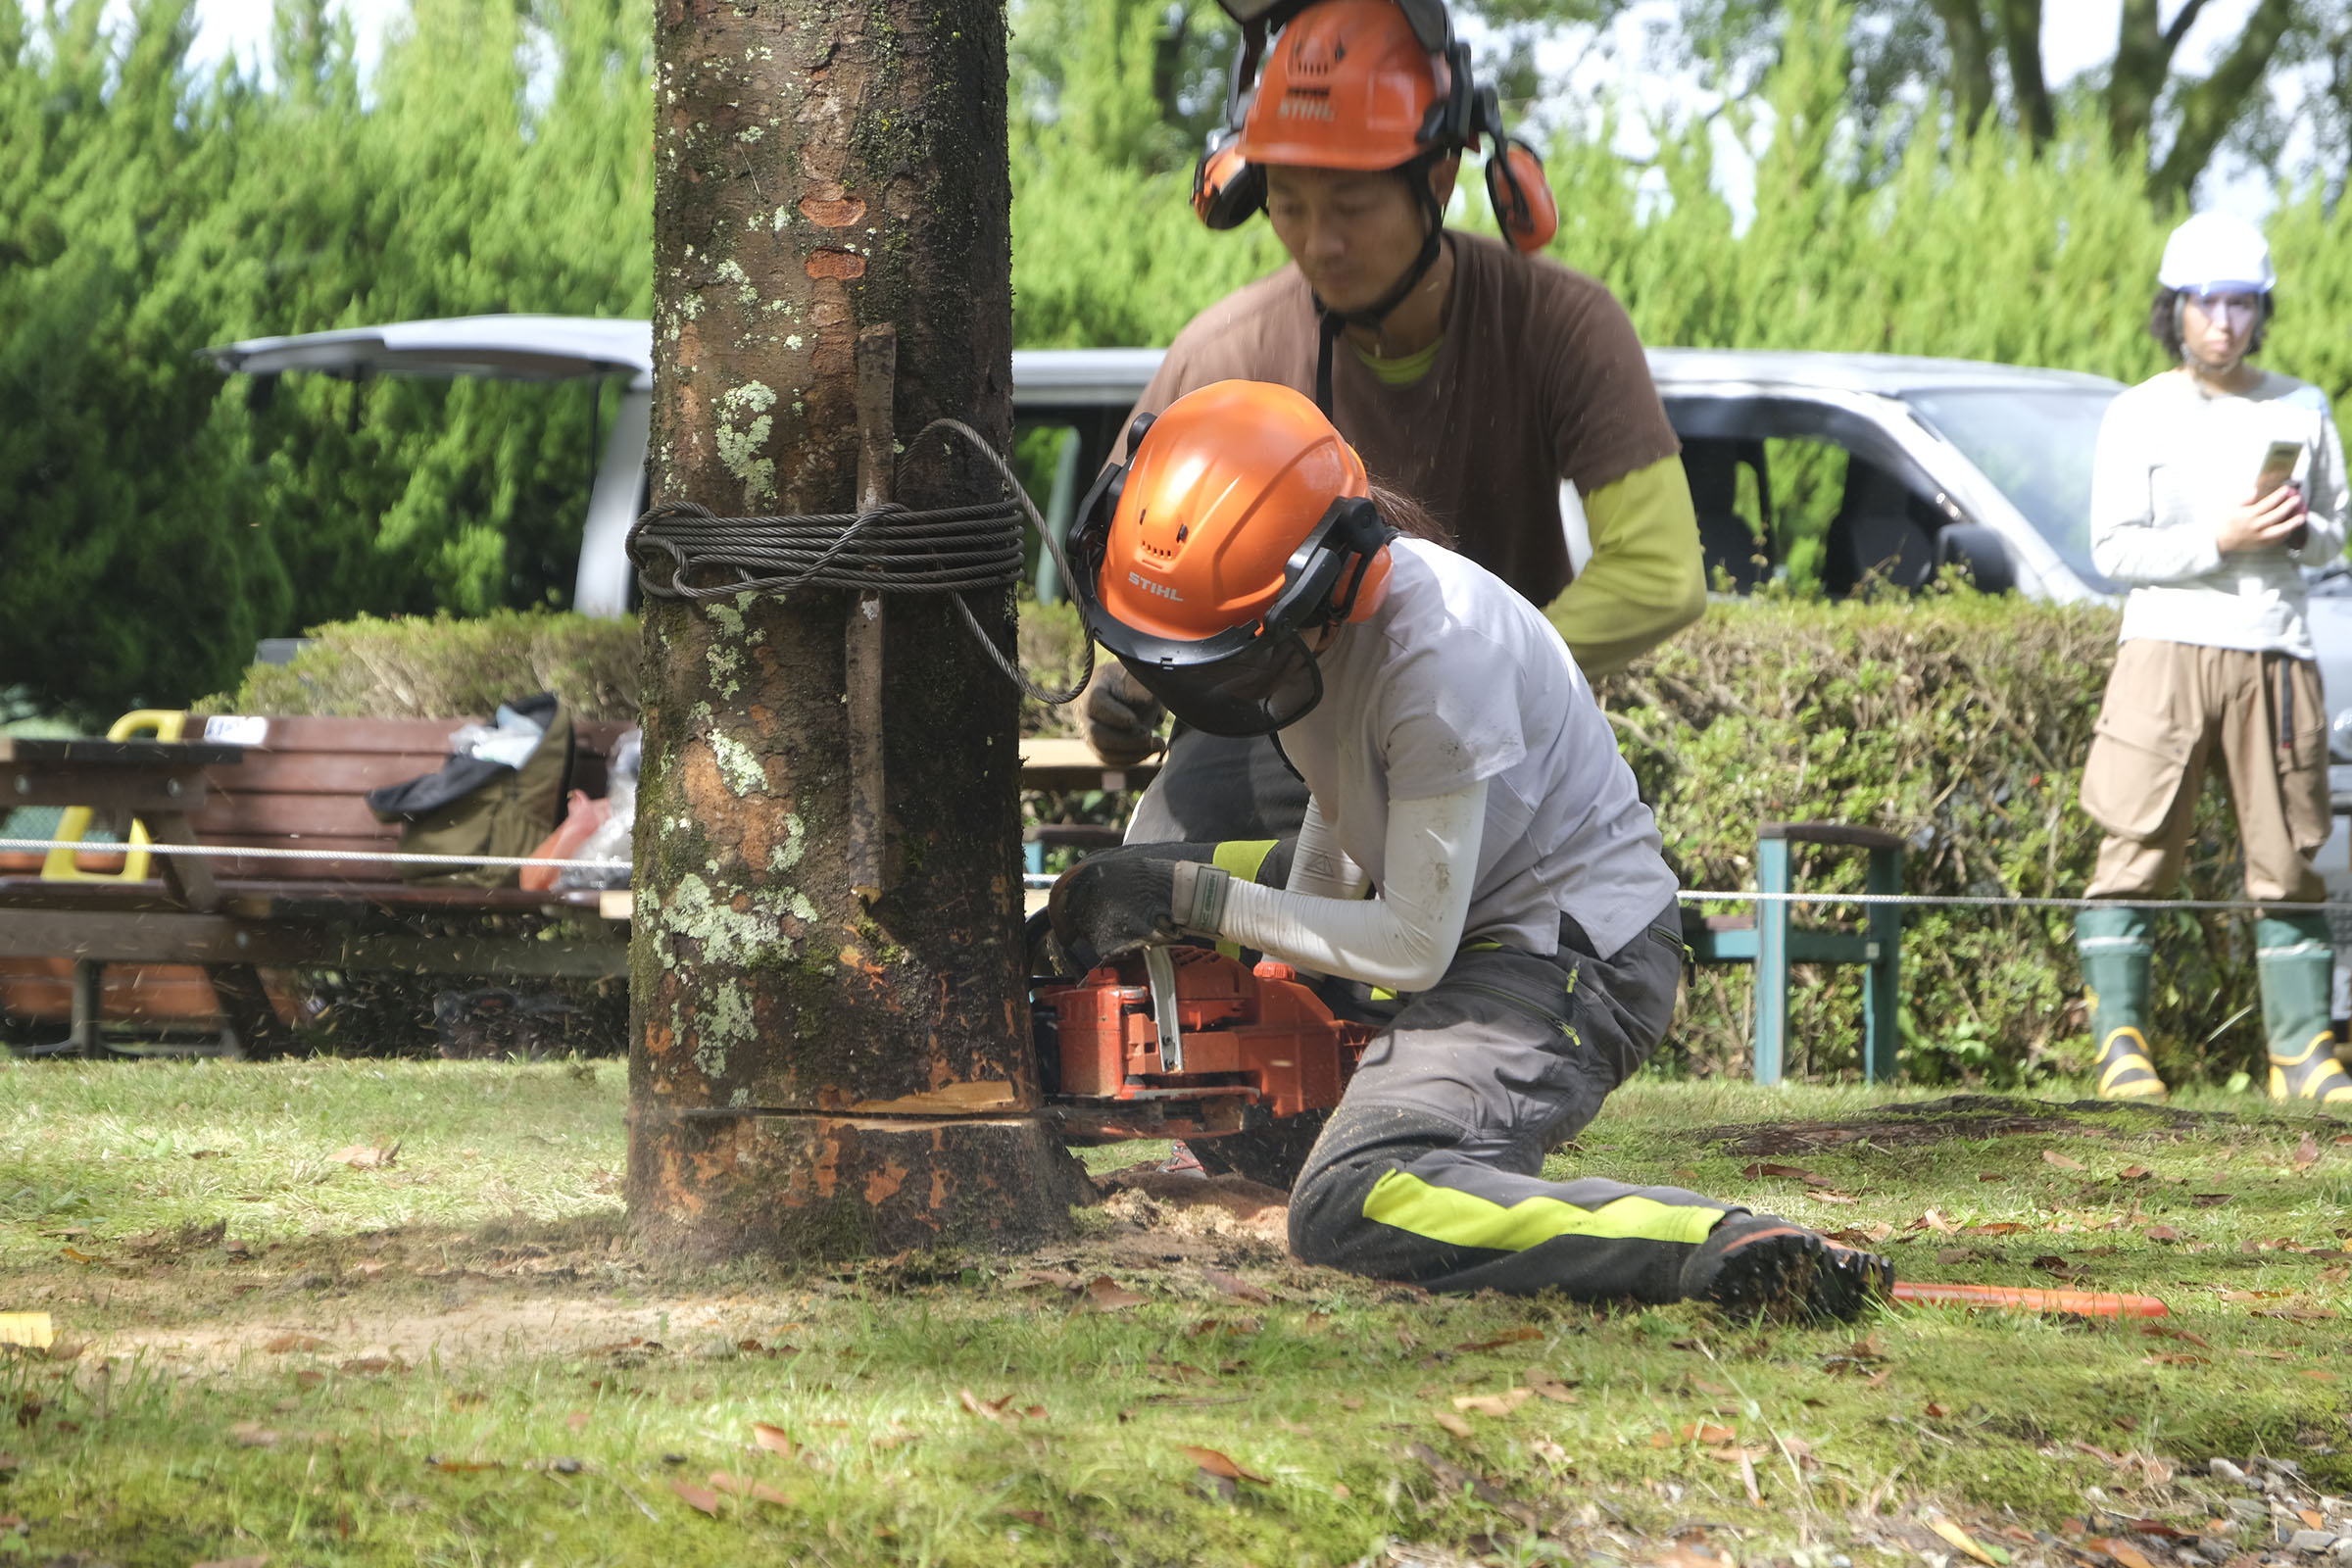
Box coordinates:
[1,1059,2349,1567]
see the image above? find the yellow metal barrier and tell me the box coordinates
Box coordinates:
[39,710,188,883]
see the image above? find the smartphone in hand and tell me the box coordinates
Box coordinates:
[2257,439,2307,550]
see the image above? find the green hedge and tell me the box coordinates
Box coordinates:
[215,597,2287,1087]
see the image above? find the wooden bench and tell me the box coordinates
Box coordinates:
[0,716,632,1056]
[1681,821,1905,1086]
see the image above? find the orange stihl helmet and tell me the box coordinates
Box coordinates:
[1068,380,1397,737]
[1240,0,1442,171]
[1193,0,1556,255]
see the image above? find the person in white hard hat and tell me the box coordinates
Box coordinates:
[2074,212,2352,1103]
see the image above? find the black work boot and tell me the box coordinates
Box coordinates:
[1681,1214,1891,1323]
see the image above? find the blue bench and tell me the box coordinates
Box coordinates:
[1682,821,1905,1086]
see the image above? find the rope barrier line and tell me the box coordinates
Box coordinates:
[0,838,628,875]
[628,417,1094,706]
[4,837,2328,915]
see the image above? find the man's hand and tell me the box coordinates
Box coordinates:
[1049,849,1181,973]
[1080,662,1165,765]
[2216,483,2308,555]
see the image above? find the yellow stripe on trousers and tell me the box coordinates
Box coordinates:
[1361,1169,1723,1251]
[1210,840,1279,960]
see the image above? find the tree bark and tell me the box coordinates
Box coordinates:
[2109,0,2206,163]
[1993,0,2052,150]
[1926,0,1996,134]
[630,0,1090,1259]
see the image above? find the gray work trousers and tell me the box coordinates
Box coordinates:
[1290,900,1738,1300]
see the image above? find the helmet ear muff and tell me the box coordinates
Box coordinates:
[1485,138,1555,253]
[1194,131,1266,229]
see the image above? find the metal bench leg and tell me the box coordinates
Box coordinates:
[1864,847,1903,1084]
[1753,837,1790,1086]
[15,961,107,1059]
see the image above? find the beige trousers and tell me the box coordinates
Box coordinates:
[2080,639,2329,905]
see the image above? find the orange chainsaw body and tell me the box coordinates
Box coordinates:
[1035,947,1375,1144]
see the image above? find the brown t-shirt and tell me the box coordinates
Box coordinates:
[1117,231,1680,605]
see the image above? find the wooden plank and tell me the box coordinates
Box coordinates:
[1017,736,1159,793]
[2,763,211,811]
[222,716,479,754]
[200,754,451,796]
[189,794,394,838]
[0,738,244,765]
[0,908,626,977]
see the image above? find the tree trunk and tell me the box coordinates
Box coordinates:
[1993,0,2053,151]
[630,0,1090,1260]
[1926,0,1996,135]
[2109,0,2206,166]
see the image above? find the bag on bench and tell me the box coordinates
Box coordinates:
[363,694,575,888]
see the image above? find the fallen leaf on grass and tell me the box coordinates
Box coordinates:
[227,1422,280,1448]
[332,1142,400,1170]
[1929,1514,2010,1565]
[263,1334,327,1354]
[2089,1538,2157,1568]
[958,1389,1045,1422]
[1829,1225,1895,1247]
[1002,1507,1052,1529]
[426,1456,502,1473]
[1911,1209,1958,1235]
[1528,1373,1578,1403]
[338,1357,400,1375]
[190,1557,268,1568]
[1450,1389,1532,1417]
[1454,1327,1542,1352]
[669,1478,720,1516]
[1936,1249,1978,1267]
[1200,1267,1270,1304]
[710,1470,791,1506]
[2294,1134,2322,1174]
[1977,1173,2006,1183]
[1081,1275,1147,1311]
[2033,1255,2081,1279]
[2117,1165,2153,1181]
[752,1420,796,1456]
[2190,1193,2232,1208]
[1178,1445,1267,1483]
[1685,1422,1737,1445]
[1965,1222,2028,1236]
[58,1248,100,1264]
[1433,1410,1475,1439]
[2145,1353,2208,1366]
[2042,1151,2086,1171]
[2302,1510,2328,1530]
[2145,1225,2181,1242]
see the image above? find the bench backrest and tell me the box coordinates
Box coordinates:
[189,715,629,883]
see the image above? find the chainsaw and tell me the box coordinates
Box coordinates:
[1030,943,1373,1147]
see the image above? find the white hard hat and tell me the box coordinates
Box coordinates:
[2158,212,2276,295]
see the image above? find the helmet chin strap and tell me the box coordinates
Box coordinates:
[1310,171,1446,416]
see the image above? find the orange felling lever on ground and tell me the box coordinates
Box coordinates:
[1891,1281,2169,1319]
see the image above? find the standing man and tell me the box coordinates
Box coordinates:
[2075,213,2352,1104]
[1082,0,1704,845]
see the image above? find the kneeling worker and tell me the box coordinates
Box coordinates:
[1082,0,1703,844]
[1053,381,1887,1317]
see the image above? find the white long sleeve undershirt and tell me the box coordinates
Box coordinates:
[1211,781,1488,995]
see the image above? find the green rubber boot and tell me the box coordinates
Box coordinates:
[2076,906,2166,1100]
[2258,913,2352,1104]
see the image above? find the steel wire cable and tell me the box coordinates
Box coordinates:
[627,417,1094,704]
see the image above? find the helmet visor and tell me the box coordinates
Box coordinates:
[1117,626,1323,738]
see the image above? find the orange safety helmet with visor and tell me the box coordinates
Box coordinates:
[1192,0,1558,409]
[1068,381,1399,738]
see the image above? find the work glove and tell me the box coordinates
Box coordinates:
[1050,847,1216,973]
[1080,662,1166,766]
